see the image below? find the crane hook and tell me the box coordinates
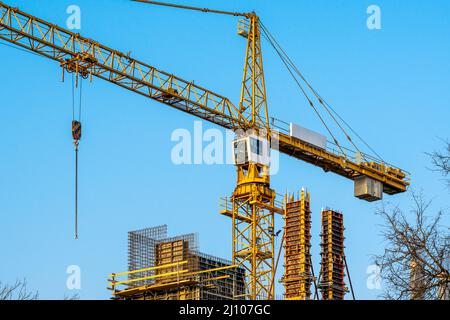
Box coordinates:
[72,120,82,240]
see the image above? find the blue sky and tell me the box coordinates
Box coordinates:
[0,0,449,299]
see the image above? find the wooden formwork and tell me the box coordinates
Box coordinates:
[155,239,194,284]
[319,209,346,300]
[282,189,312,300]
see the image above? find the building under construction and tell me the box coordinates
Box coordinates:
[110,210,352,300]
[280,192,350,301]
[281,189,313,300]
[0,1,410,302]
[109,225,246,300]
[319,209,347,300]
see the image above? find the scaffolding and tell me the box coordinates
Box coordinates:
[281,189,312,300]
[194,251,246,300]
[319,209,347,300]
[110,226,245,300]
[127,225,198,286]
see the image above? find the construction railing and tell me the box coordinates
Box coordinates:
[108,260,241,298]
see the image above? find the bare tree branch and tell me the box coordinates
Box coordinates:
[0,279,39,300]
[63,293,80,300]
[427,140,450,188]
[374,191,450,300]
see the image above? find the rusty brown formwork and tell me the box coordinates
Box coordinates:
[282,189,312,300]
[319,209,346,300]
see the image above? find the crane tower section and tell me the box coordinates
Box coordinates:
[219,12,282,300]
[220,130,283,299]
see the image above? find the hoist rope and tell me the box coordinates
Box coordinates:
[71,74,83,240]
[74,142,79,240]
[72,74,83,121]
[79,77,83,122]
[72,73,75,120]
[259,23,346,155]
[320,97,384,162]
[262,22,358,152]
[260,22,359,157]
[259,21,383,163]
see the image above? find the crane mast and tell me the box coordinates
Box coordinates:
[231,13,276,299]
[0,1,410,300]
[134,2,278,299]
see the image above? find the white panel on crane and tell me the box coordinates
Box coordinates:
[289,123,327,150]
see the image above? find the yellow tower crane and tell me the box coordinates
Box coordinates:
[131,1,282,300]
[0,1,409,300]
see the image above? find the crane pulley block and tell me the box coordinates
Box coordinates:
[72,120,82,142]
[155,87,181,103]
[60,53,98,85]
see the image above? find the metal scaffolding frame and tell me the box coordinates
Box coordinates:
[112,225,245,300]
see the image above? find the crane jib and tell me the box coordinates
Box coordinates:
[0,2,409,198]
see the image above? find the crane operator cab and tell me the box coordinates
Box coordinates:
[233,133,271,167]
[232,131,274,194]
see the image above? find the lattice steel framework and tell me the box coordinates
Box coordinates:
[237,15,269,130]
[218,14,280,300]
[282,189,312,300]
[0,1,412,300]
[114,226,245,300]
[194,251,246,300]
[319,209,346,300]
[220,163,284,300]
[0,2,409,203]
[232,182,275,300]
[127,225,198,286]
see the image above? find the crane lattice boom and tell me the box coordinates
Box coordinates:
[0,2,409,196]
